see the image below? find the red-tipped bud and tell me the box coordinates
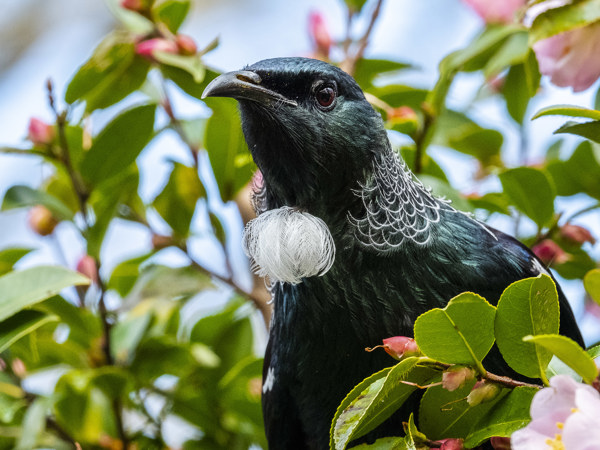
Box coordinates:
[439,438,465,450]
[27,117,54,146]
[560,224,596,245]
[76,255,98,284]
[120,0,145,12]
[532,239,569,265]
[386,106,418,122]
[442,366,476,392]
[135,38,179,59]
[28,205,58,236]
[308,11,332,58]
[490,436,511,450]
[382,336,420,360]
[467,380,501,406]
[151,233,173,250]
[175,34,197,55]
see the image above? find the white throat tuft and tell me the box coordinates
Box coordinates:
[242,206,336,285]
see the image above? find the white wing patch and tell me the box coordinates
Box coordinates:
[263,366,276,394]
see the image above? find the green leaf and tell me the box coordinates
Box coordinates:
[332,358,438,450]
[555,120,600,144]
[15,397,48,450]
[110,308,152,364]
[499,167,556,228]
[546,355,582,382]
[204,99,256,202]
[0,248,33,276]
[524,334,598,384]
[483,31,529,78]
[464,387,537,447]
[533,104,600,121]
[546,141,600,199]
[349,436,416,449]
[161,66,219,100]
[0,310,58,353]
[502,50,540,124]
[80,104,156,186]
[400,147,448,182]
[1,185,74,220]
[469,192,510,216]
[154,51,204,83]
[152,0,190,33]
[370,85,428,111]
[584,269,600,305]
[353,59,412,89]
[495,274,559,380]
[153,162,205,236]
[530,0,600,43]
[0,266,89,322]
[588,344,600,360]
[414,292,496,368]
[65,31,151,111]
[344,0,368,13]
[107,252,154,298]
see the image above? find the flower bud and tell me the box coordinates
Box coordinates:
[11,358,26,378]
[466,380,501,406]
[120,0,146,12]
[386,106,418,122]
[560,224,596,245]
[532,239,569,265]
[439,438,464,450]
[308,11,332,58]
[135,38,179,59]
[27,117,54,146]
[382,336,420,360]
[76,255,98,284]
[28,205,59,236]
[442,366,476,392]
[175,34,197,55]
[490,436,511,450]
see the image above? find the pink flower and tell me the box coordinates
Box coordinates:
[511,375,600,449]
[135,38,179,59]
[532,239,569,265]
[27,117,54,146]
[461,0,527,24]
[308,11,332,58]
[534,21,600,92]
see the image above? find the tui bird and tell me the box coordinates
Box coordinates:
[202,57,584,450]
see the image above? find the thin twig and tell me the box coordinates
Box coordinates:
[341,0,384,76]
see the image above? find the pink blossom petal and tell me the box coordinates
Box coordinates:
[511,411,566,449]
[462,0,526,24]
[530,375,579,420]
[563,390,600,449]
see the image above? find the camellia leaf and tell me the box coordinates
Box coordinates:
[529,0,600,43]
[0,247,33,276]
[353,59,412,89]
[154,51,205,83]
[523,334,598,384]
[414,292,496,368]
[152,0,190,33]
[499,167,556,228]
[2,185,74,221]
[483,31,529,78]
[501,50,540,124]
[464,387,537,447]
[532,104,600,121]
[331,358,438,450]
[349,436,416,450]
[554,119,600,144]
[495,274,559,381]
[588,344,600,360]
[546,141,600,199]
[0,310,58,353]
[584,269,600,305]
[0,266,89,322]
[80,104,156,186]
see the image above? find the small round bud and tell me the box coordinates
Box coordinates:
[467,380,501,406]
[560,224,596,245]
[308,11,332,58]
[120,0,145,11]
[490,436,511,450]
[28,205,59,236]
[176,34,197,55]
[27,117,55,146]
[532,239,569,265]
[382,336,420,360]
[439,438,465,450]
[76,255,98,284]
[135,38,179,60]
[11,358,26,378]
[442,366,476,392]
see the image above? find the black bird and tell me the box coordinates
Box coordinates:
[202,57,584,449]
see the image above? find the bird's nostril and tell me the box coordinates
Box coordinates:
[236,72,262,85]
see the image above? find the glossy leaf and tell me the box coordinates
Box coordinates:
[483,31,529,78]
[2,185,74,221]
[0,248,33,276]
[469,192,510,216]
[152,0,190,33]
[0,266,89,322]
[154,51,204,82]
[546,141,600,199]
[502,50,540,124]
[584,268,600,305]
[464,387,537,447]
[15,397,48,450]
[530,0,600,43]
[80,104,156,186]
[0,310,58,353]
[204,99,255,201]
[161,65,219,100]
[555,119,600,144]
[414,292,496,366]
[354,59,412,89]
[65,31,151,111]
[533,104,600,121]
[350,436,416,449]
[107,252,154,298]
[524,334,598,384]
[588,344,600,360]
[499,167,555,228]
[495,275,559,380]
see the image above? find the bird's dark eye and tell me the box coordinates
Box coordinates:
[315,86,336,109]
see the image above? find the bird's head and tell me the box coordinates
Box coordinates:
[202,57,388,215]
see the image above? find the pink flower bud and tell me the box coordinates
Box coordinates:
[28,205,59,236]
[461,0,527,24]
[27,117,54,146]
[386,106,418,122]
[490,436,511,450]
[382,336,420,360]
[76,255,98,284]
[467,380,501,406]
[439,438,465,450]
[135,38,179,59]
[175,34,197,55]
[120,0,145,12]
[560,224,596,245]
[442,366,476,392]
[532,239,569,265]
[308,11,332,58]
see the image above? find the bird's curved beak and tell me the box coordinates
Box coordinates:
[202,70,297,107]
